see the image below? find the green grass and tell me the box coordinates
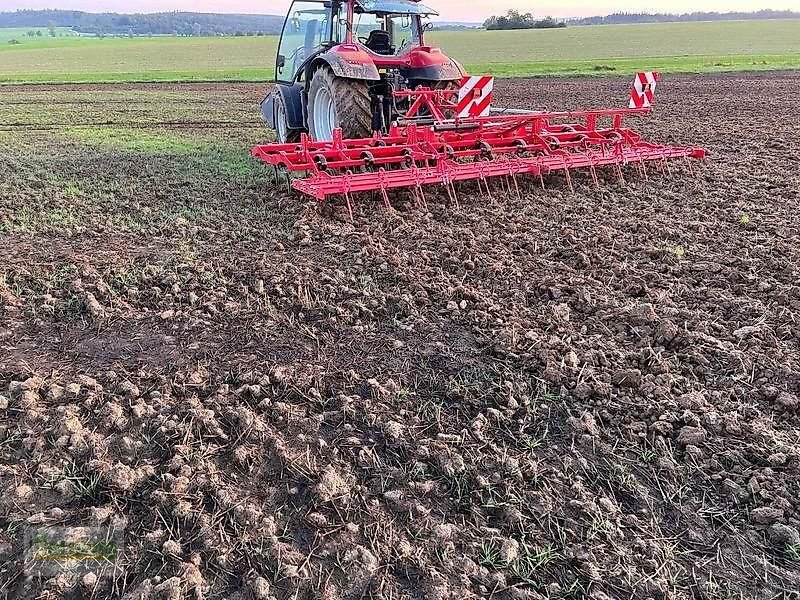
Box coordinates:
[468,54,800,78]
[432,20,800,62]
[0,19,798,84]
[63,126,212,154]
[0,26,81,45]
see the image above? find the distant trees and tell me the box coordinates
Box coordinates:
[484,10,566,30]
[0,9,284,37]
[2,7,797,37]
[531,16,566,29]
[572,9,799,25]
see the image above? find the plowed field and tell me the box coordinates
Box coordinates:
[1,73,799,600]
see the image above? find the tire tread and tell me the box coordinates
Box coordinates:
[308,67,372,140]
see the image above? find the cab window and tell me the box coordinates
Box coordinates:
[277,1,331,81]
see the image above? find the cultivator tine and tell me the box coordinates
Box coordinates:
[445,180,460,210]
[614,162,626,186]
[342,170,355,222]
[414,183,428,212]
[589,160,600,190]
[281,167,292,194]
[479,172,493,202]
[375,168,394,212]
[511,171,521,199]
[561,156,575,195]
[632,158,643,180]
[381,188,393,211]
[408,165,429,212]
[344,192,354,222]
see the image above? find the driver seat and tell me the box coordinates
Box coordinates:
[365,29,394,55]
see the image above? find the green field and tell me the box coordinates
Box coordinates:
[0,26,81,43]
[0,19,798,83]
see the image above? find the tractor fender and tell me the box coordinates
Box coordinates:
[405,59,465,82]
[404,48,466,81]
[260,83,305,130]
[260,90,278,129]
[312,45,381,81]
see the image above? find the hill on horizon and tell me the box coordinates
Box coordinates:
[571,9,800,26]
[0,8,798,37]
[0,9,283,36]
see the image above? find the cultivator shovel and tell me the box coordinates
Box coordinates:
[252,72,706,213]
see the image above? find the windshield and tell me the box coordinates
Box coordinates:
[356,0,438,15]
[350,12,421,55]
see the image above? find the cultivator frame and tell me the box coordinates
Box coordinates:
[252,73,706,214]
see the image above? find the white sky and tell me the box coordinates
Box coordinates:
[2,0,799,21]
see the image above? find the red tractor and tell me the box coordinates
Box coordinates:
[261,0,464,142]
[254,2,705,212]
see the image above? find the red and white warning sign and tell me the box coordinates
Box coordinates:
[457,76,494,118]
[629,71,659,109]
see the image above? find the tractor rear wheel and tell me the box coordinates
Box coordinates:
[307,67,372,142]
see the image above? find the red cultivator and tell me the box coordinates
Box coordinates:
[252,72,706,214]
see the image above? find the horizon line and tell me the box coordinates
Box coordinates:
[1,7,798,20]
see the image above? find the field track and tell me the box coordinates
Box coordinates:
[1,72,799,599]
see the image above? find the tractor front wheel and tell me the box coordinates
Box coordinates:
[275,91,300,144]
[307,68,371,142]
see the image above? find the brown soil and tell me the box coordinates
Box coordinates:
[1,72,799,600]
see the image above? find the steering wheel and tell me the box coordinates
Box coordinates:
[282,46,306,74]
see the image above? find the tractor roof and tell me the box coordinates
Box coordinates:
[355,0,439,16]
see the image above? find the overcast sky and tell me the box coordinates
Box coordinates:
[3,1,799,21]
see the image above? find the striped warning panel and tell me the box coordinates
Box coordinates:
[629,71,659,109]
[457,76,494,118]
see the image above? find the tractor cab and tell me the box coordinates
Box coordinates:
[351,1,436,57]
[275,0,438,82]
[264,0,463,143]
[275,2,333,82]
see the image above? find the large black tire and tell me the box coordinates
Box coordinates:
[307,67,372,141]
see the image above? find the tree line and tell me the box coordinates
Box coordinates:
[483,10,566,30]
[572,9,799,25]
[3,8,795,37]
[0,10,283,36]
